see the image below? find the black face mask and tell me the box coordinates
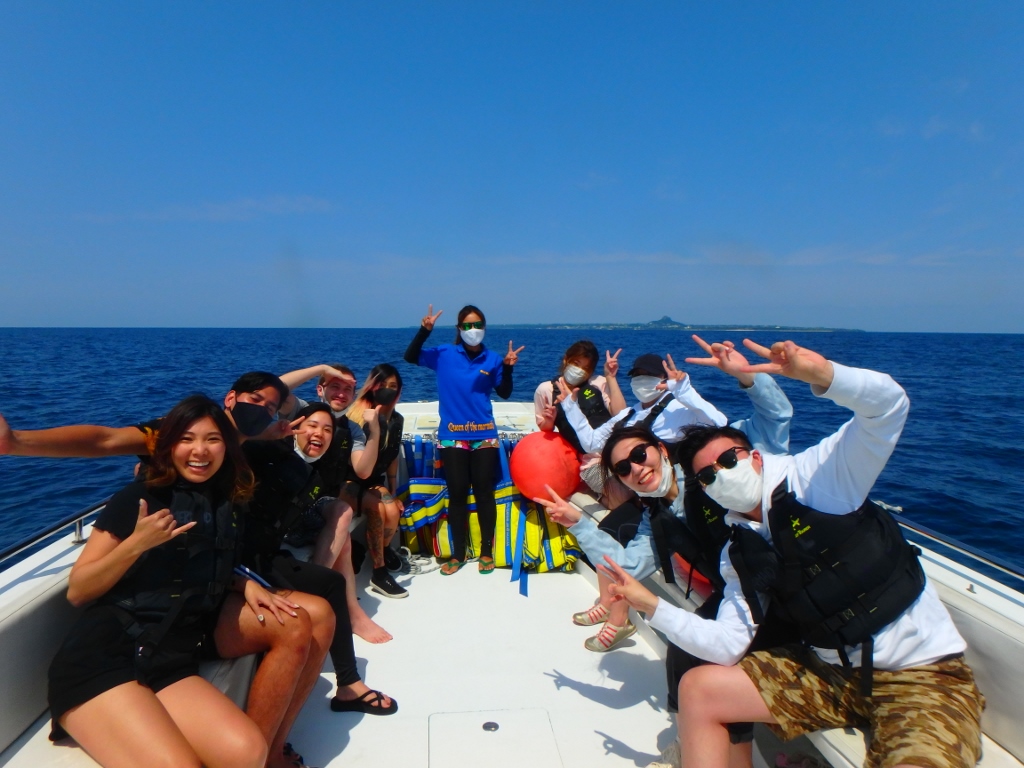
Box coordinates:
[231,401,275,437]
[374,387,399,407]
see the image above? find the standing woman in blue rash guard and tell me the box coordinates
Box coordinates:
[405,304,524,575]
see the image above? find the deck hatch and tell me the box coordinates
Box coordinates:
[428,708,562,767]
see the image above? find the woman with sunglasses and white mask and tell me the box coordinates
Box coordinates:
[536,337,794,654]
[405,304,524,575]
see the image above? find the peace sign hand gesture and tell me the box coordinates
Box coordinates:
[656,354,687,390]
[421,304,443,332]
[685,335,755,387]
[597,556,659,615]
[741,339,835,389]
[604,348,622,378]
[504,341,525,366]
[533,485,582,527]
[554,376,579,404]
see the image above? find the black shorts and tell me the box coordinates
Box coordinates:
[48,605,205,735]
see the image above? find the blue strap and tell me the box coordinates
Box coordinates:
[424,440,434,478]
[403,440,416,479]
[414,435,423,477]
[510,503,528,596]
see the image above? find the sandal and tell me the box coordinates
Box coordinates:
[478,555,496,574]
[440,558,465,575]
[283,743,319,768]
[330,688,398,716]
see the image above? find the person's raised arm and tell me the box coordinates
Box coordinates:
[534,486,658,578]
[534,382,557,431]
[660,354,728,426]
[494,341,522,400]
[603,349,628,415]
[685,336,792,454]
[404,304,442,365]
[742,339,909,509]
[66,499,195,606]
[0,414,148,458]
[348,408,381,480]
[277,364,346,416]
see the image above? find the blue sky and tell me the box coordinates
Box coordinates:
[0,2,1020,332]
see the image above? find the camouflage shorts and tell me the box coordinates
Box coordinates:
[738,645,984,768]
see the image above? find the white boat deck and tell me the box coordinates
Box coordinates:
[1,555,676,768]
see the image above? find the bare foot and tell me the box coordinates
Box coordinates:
[351,609,392,643]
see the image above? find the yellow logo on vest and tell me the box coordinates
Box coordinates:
[790,516,811,538]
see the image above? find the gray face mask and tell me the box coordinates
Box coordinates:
[630,375,663,404]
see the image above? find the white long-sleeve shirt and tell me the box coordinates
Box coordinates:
[647,362,966,670]
[563,375,727,453]
[569,373,793,580]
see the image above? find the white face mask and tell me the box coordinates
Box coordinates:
[460,327,485,347]
[294,442,319,464]
[630,375,663,404]
[703,456,763,513]
[636,454,676,498]
[563,364,588,387]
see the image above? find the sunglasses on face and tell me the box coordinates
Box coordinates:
[611,443,656,477]
[459,321,485,331]
[694,446,750,487]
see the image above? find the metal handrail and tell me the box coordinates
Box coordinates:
[0,499,109,565]
[888,511,1024,584]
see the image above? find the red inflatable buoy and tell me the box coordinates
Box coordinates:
[510,432,581,501]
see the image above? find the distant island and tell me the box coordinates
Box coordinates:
[485,316,861,332]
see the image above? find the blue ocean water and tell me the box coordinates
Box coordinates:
[2,327,1023,567]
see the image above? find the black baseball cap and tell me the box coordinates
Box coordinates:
[627,353,665,377]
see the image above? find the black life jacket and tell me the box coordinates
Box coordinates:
[314,414,353,496]
[615,394,674,436]
[729,481,925,690]
[649,481,731,614]
[370,411,405,484]
[552,378,612,454]
[103,483,240,662]
[242,440,319,564]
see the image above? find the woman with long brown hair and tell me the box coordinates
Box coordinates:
[47,395,288,768]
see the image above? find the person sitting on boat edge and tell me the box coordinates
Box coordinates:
[600,339,983,768]
[404,303,523,575]
[557,349,728,455]
[534,339,627,455]
[535,340,638,525]
[240,399,398,718]
[47,396,277,768]
[348,364,411,598]
[277,362,395,641]
[0,373,397,736]
[536,336,793,655]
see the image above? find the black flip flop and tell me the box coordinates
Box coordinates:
[330,689,398,715]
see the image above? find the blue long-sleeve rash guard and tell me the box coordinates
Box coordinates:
[405,327,513,441]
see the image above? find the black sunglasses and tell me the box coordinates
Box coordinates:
[459,321,485,331]
[694,446,750,487]
[611,443,656,477]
